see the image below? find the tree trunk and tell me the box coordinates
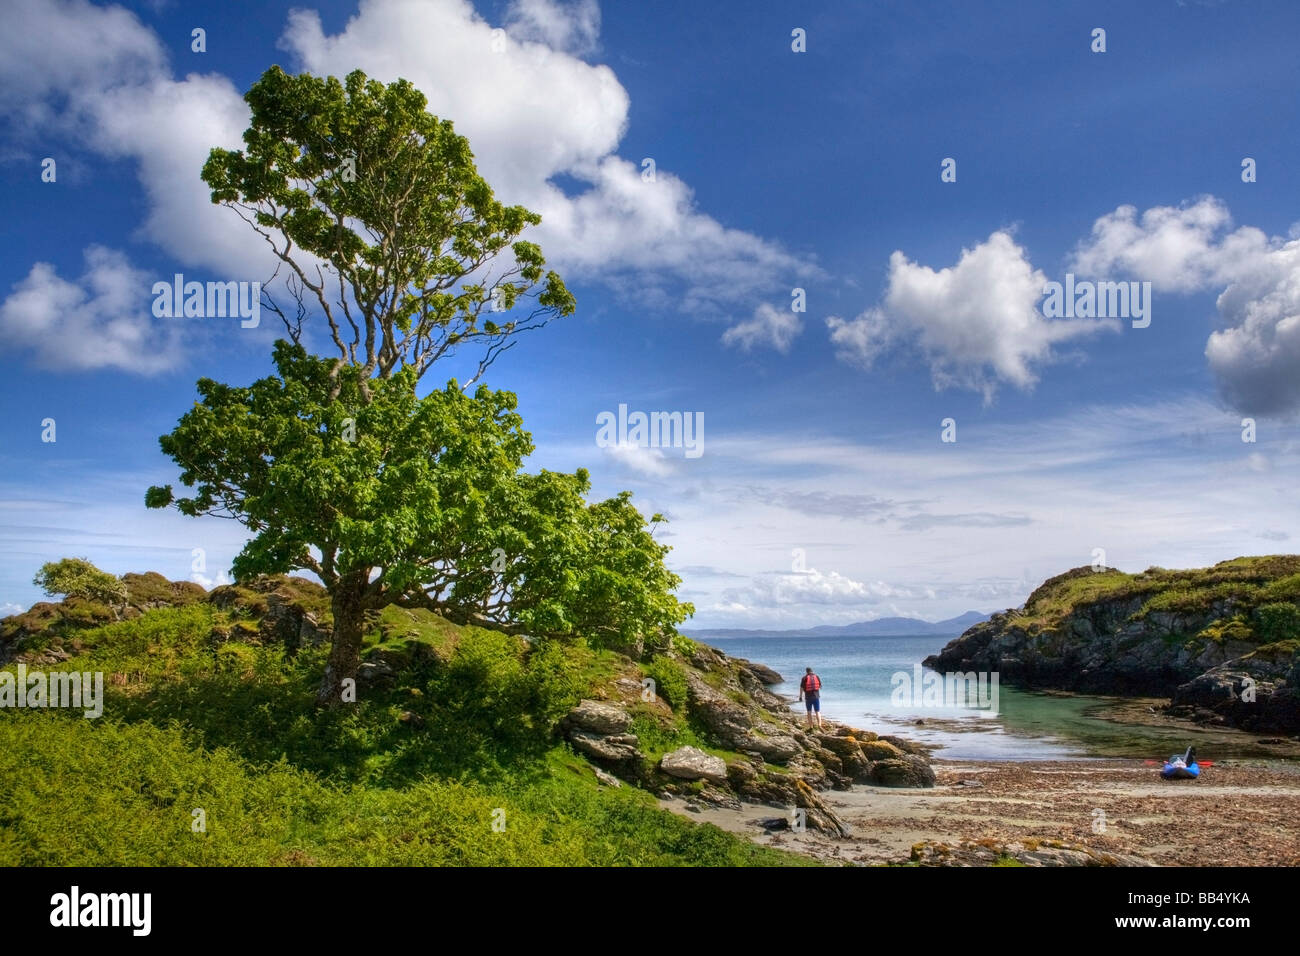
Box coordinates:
[316,570,368,708]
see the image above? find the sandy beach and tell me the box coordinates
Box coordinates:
[661,756,1300,866]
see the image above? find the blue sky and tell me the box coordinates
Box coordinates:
[2,0,1299,627]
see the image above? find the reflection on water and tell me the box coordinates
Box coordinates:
[707,633,1297,762]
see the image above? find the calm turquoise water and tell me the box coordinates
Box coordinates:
[710,634,1293,762]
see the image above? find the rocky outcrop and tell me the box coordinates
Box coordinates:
[1,572,209,665]
[732,657,783,685]
[570,731,641,762]
[558,639,934,838]
[872,755,938,788]
[1167,646,1300,732]
[924,559,1300,734]
[684,670,801,761]
[2,572,339,669]
[259,590,331,651]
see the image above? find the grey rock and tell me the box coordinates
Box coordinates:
[746,660,784,685]
[563,699,632,735]
[748,734,802,762]
[569,730,641,762]
[871,755,937,788]
[660,746,729,784]
[357,660,395,681]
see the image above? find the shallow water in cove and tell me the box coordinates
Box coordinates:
[708,633,1295,762]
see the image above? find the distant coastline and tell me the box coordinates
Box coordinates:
[686,611,990,641]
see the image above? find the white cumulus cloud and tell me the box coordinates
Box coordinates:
[1205,240,1300,416]
[1070,196,1271,292]
[0,246,182,373]
[602,441,675,478]
[0,0,809,371]
[723,567,907,608]
[1072,197,1300,416]
[279,0,811,312]
[830,231,1118,400]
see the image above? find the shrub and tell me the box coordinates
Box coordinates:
[643,655,689,710]
[1254,602,1300,644]
[673,633,699,655]
[423,628,587,749]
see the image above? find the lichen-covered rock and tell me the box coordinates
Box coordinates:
[815,733,864,759]
[860,740,906,761]
[880,734,930,756]
[795,779,853,838]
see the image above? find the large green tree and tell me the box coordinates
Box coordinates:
[147,67,690,705]
[147,346,690,705]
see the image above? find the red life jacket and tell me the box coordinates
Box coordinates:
[803,673,821,693]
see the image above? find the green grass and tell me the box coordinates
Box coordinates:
[1251,639,1300,659]
[1008,556,1300,635]
[0,595,808,867]
[626,710,740,766]
[0,714,803,866]
[1135,581,1259,618]
[1195,615,1255,645]
[642,654,689,710]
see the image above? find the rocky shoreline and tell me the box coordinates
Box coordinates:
[557,641,938,838]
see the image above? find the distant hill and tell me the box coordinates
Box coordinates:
[687,610,989,640]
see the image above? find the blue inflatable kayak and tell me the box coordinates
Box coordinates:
[1161,761,1200,779]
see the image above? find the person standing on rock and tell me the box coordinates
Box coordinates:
[798,667,823,729]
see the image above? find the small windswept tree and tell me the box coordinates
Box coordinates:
[148,67,690,706]
[33,558,127,606]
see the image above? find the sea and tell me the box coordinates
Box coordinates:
[708,633,1289,762]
